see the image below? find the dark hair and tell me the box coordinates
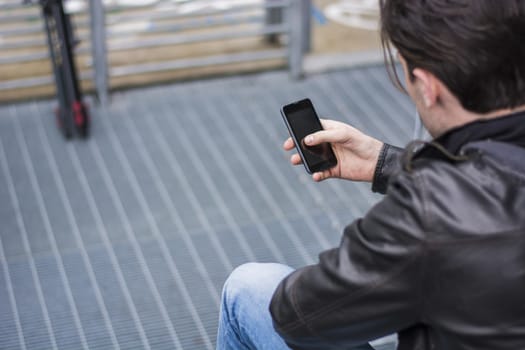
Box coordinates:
[380,0,525,114]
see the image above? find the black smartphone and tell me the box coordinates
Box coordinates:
[281,98,338,174]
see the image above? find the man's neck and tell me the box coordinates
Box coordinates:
[431,103,525,138]
[479,104,525,120]
[416,109,525,161]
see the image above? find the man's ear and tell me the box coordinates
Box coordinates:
[412,68,439,108]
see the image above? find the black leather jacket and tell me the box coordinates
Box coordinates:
[270,111,525,350]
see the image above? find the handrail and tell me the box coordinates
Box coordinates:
[0,0,310,105]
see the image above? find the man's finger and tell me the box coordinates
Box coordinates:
[283,137,295,151]
[304,128,349,146]
[290,153,302,165]
[314,166,336,182]
[312,171,328,182]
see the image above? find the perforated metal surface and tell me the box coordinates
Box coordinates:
[0,65,413,349]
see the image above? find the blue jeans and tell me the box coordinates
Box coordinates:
[216,263,375,350]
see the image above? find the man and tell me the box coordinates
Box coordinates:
[216,0,525,349]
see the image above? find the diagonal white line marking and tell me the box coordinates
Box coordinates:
[33,102,120,350]
[351,70,411,139]
[138,96,236,273]
[249,92,335,250]
[0,236,27,350]
[331,73,410,141]
[88,116,183,350]
[368,68,415,118]
[67,134,152,350]
[124,101,222,306]
[366,68,423,140]
[366,68,417,140]
[218,94,314,264]
[194,98,287,262]
[0,128,59,350]
[189,90,303,263]
[12,109,90,350]
[100,102,213,350]
[155,90,258,263]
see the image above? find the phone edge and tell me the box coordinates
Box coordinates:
[280,107,315,174]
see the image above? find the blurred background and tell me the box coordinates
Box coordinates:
[0,1,408,349]
[0,0,382,103]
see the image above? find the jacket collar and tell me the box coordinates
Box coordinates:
[414,110,525,161]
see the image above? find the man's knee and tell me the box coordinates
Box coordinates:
[218,263,294,349]
[223,263,264,292]
[221,262,294,311]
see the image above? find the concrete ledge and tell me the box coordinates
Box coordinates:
[304,49,384,75]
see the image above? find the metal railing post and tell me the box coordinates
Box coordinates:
[89,0,108,105]
[2,1,301,99]
[288,0,304,79]
[301,0,312,53]
[265,0,283,44]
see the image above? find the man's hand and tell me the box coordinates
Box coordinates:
[283,119,383,182]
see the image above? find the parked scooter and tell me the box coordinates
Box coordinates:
[27,0,90,139]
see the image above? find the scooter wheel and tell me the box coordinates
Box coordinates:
[73,101,90,138]
[55,107,73,139]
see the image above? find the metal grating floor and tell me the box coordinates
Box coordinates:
[0,65,414,350]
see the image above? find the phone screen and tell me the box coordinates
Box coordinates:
[281,99,337,174]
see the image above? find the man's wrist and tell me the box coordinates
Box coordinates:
[371,143,403,194]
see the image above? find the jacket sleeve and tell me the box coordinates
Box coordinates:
[270,172,427,350]
[372,143,403,194]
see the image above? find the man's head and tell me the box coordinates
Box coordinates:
[379,0,525,136]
